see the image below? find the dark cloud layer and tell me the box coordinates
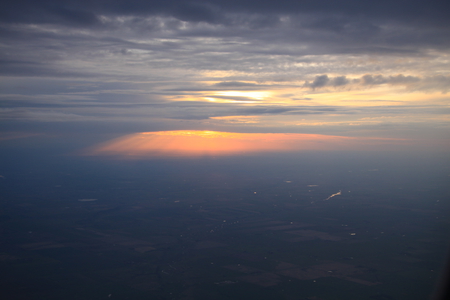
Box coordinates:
[1,1,449,54]
[1,1,449,27]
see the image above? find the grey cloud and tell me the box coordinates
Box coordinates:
[0,59,99,78]
[1,1,449,28]
[0,8,448,85]
[332,76,349,86]
[163,82,270,93]
[387,74,421,84]
[303,74,447,92]
[0,107,95,122]
[360,74,441,90]
[361,74,387,85]
[1,2,448,53]
[170,2,221,23]
[229,106,340,116]
[213,81,259,87]
[0,2,100,26]
[48,6,100,26]
[236,107,293,115]
[307,75,330,89]
[361,74,421,85]
[420,75,450,93]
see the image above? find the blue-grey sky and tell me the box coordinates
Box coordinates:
[1,0,449,153]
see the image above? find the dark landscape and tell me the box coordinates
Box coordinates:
[1,152,448,300]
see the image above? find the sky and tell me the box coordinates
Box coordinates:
[1,0,449,156]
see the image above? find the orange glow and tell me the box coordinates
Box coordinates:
[83,130,411,158]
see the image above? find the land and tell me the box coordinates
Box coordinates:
[0,155,449,300]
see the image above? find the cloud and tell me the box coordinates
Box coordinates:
[420,75,450,93]
[304,74,359,89]
[332,76,349,86]
[308,75,330,89]
[359,74,449,92]
[0,108,93,122]
[0,131,41,141]
[0,0,448,148]
[1,2,448,51]
[302,74,449,92]
[361,74,386,85]
[209,115,260,124]
[2,1,449,29]
[213,81,260,87]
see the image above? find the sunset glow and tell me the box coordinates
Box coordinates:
[85,130,411,158]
